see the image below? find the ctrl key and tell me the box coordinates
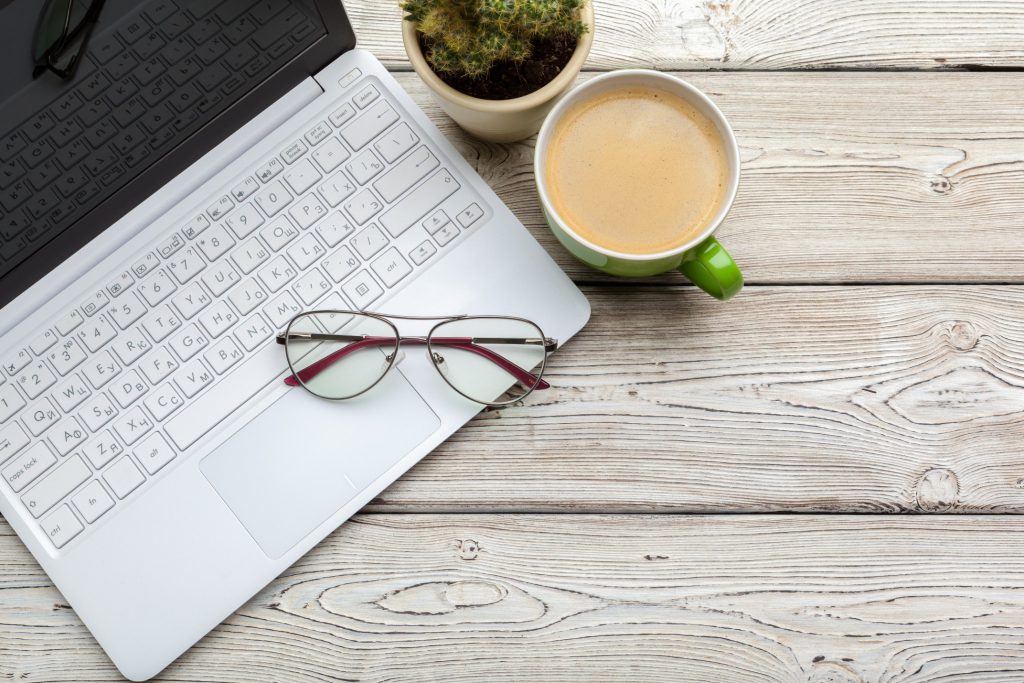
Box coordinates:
[41,505,83,549]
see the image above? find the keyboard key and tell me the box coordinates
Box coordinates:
[181,214,210,240]
[137,269,177,306]
[52,374,91,412]
[81,289,110,317]
[110,327,152,366]
[371,248,413,288]
[379,168,460,238]
[346,149,385,185]
[280,139,307,164]
[0,422,29,465]
[205,337,244,374]
[172,282,213,320]
[409,240,436,265]
[254,180,292,216]
[457,202,484,228]
[198,301,239,338]
[201,264,240,303]
[263,290,303,328]
[283,158,322,195]
[195,224,236,261]
[234,313,273,351]
[293,268,331,306]
[321,246,359,283]
[104,457,146,499]
[256,157,283,182]
[41,505,83,548]
[373,146,439,202]
[304,121,332,146]
[260,217,300,251]
[157,232,186,259]
[169,324,209,362]
[24,397,60,436]
[167,246,206,284]
[317,171,356,207]
[112,406,153,445]
[207,195,234,221]
[230,239,270,276]
[311,136,349,173]
[15,360,56,400]
[3,441,56,491]
[328,103,356,127]
[287,233,326,269]
[3,347,32,376]
[107,292,147,329]
[144,382,184,421]
[72,480,115,524]
[351,224,388,260]
[82,351,120,389]
[341,270,384,310]
[138,347,179,384]
[289,193,327,229]
[134,432,176,475]
[353,84,380,109]
[342,101,399,150]
[105,271,135,298]
[231,176,260,203]
[76,316,117,352]
[81,431,123,469]
[109,370,148,409]
[46,416,87,455]
[79,393,118,431]
[316,212,354,247]
[228,280,268,316]
[343,188,383,225]
[22,455,90,518]
[258,256,297,293]
[142,305,182,342]
[47,338,87,375]
[131,252,159,279]
[173,358,214,398]
[374,122,419,163]
[434,221,460,246]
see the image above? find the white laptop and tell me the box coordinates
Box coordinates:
[0,0,589,678]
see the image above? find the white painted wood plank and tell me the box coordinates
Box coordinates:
[4,515,1024,681]
[391,72,1024,284]
[366,285,1024,513]
[346,0,1024,70]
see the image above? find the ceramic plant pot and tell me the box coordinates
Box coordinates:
[401,2,594,143]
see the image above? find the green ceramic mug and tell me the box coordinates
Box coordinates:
[534,70,743,300]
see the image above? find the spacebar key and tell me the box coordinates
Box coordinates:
[165,343,288,450]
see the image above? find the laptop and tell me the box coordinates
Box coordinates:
[0,0,590,678]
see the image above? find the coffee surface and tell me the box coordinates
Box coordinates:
[545,86,728,254]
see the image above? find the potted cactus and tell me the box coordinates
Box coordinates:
[401,0,594,143]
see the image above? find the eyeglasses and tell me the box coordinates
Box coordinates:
[277,311,557,406]
[32,0,107,80]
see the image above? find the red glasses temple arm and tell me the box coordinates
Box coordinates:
[283,336,550,390]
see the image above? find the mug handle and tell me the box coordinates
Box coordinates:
[678,237,743,300]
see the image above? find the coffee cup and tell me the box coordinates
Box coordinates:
[535,70,743,300]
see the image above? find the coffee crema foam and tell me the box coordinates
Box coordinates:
[545,86,728,255]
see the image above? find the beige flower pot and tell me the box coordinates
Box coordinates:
[401,2,594,143]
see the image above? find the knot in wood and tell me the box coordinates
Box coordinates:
[947,321,978,351]
[916,468,960,512]
[930,175,954,194]
[457,539,479,560]
[807,661,863,683]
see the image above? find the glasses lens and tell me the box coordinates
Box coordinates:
[284,312,398,400]
[33,0,74,61]
[428,317,548,405]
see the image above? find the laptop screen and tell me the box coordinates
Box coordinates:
[1,0,340,308]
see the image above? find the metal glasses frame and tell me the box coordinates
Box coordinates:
[32,0,108,80]
[277,311,558,406]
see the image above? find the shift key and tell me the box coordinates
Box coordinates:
[379,168,460,238]
[165,342,288,450]
[21,455,91,518]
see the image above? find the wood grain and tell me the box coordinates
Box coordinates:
[391,71,1024,284]
[346,0,1024,71]
[365,285,1024,513]
[5,514,1024,682]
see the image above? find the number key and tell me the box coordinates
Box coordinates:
[47,338,87,375]
[76,315,117,352]
[15,360,56,400]
[137,269,177,306]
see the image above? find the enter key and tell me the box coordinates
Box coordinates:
[373,146,439,203]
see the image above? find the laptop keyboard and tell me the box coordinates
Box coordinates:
[0,73,489,550]
[0,0,324,281]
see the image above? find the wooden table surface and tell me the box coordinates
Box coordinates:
[4,1,1024,680]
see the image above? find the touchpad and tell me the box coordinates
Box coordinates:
[200,369,440,559]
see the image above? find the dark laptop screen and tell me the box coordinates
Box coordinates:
[0,0,333,304]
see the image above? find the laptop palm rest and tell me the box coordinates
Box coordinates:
[199,369,440,559]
